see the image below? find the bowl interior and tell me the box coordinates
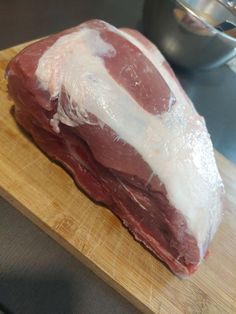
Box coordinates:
[178,0,236,26]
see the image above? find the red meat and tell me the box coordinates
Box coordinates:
[6,20,224,276]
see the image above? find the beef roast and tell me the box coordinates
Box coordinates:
[6,20,224,277]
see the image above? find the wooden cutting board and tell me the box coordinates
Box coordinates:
[0,43,236,314]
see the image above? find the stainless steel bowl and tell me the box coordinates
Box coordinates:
[143,0,236,70]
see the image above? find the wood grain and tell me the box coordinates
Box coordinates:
[0,43,236,314]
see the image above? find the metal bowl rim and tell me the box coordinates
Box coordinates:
[176,0,236,43]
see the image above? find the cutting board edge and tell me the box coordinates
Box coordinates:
[0,38,45,54]
[0,185,153,314]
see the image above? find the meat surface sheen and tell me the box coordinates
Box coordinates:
[6,19,224,276]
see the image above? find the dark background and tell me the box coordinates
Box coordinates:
[0,1,235,313]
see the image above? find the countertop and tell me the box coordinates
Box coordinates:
[0,1,235,313]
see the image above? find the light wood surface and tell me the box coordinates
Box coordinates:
[0,43,236,314]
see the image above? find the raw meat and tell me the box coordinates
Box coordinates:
[6,20,224,277]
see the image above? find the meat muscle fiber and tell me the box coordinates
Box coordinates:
[6,20,224,277]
